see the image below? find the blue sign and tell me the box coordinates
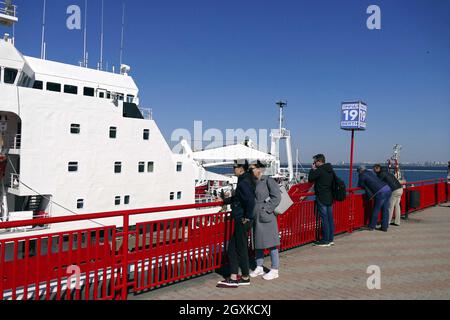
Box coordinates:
[340,102,367,131]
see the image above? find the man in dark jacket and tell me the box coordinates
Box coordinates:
[373,164,404,226]
[308,154,335,247]
[217,160,255,288]
[357,166,392,231]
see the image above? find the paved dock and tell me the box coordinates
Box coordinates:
[130,204,450,300]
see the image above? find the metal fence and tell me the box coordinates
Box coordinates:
[0,179,448,300]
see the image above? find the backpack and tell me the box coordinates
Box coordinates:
[332,171,347,202]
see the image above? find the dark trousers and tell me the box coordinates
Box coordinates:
[228,219,252,276]
[317,200,334,243]
[370,189,392,230]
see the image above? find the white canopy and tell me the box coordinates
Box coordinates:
[192,144,276,163]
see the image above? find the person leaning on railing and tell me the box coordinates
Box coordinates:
[308,154,336,247]
[447,162,450,181]
[357,166,392,232]
[373,164,403,226]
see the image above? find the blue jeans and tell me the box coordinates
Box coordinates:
[370,186,392,230]
[256,247,279,270]
[317,200,334,243]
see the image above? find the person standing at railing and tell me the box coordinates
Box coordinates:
[308,154,336,247]
[248,161,282,281]
[357,166,392,232]
[447,162,450,181]
[373,164,403,226]
[217,160,256,288]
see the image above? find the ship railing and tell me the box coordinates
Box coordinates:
[0,178,448,300]
[139,107,153,120]
[9,173,19,189]
[3,134,21,150]
[0,1,17,18]
[195,194,218,204]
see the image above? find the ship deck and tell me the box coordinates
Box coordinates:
[130,204,450,300]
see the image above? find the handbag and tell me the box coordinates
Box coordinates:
[265,178,294,215]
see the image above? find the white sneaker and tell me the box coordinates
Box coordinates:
[249,266,265,278]
[262,269,279,281]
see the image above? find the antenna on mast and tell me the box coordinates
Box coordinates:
[99,0,104,70]
[40,0,46,59]
[119,2,125,66]
[82,0,88,68]
[276,100,287,134]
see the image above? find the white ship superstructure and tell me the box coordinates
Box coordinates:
[0,33,201,236]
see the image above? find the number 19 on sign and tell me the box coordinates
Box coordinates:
[340,102,367,131]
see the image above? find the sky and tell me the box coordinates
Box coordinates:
[2,0,450,164]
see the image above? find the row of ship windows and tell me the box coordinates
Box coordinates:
[68,161,183,173]
[71,124,150,140]
[32,81,135,102]
[0,66,135,103]
[76,192,183,209]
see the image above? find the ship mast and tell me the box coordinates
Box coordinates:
[40,0,46,59]
[271,101,294,182]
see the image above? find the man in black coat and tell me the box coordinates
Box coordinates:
[373,164,404,226]
[308,154,335,247]
[217,160,255,288]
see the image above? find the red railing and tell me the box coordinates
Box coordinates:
[0,179,448,300]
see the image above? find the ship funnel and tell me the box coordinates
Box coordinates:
[0,0,18,27]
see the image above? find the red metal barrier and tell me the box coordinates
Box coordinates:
[0,226,117,300]
[0,179,448,300]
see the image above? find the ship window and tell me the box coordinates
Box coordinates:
[47,82,61,92]
[33,80,43,90]
[170,192,175,201]
[68,162,78,172]
[138,162,145,173]
[115,196,121,206]
[143,129,150,140]
[64,85,78,95]
[114,162,122,173]
[147,162,154,173]
[19,73,31,87]
[110,127,117,139]
[99,92,105,98]
[117,93,124,101]
[124,195,130,205]
[4,68,18,84]
[77,199,84,209]
[70,124,81,134]
[176,162,183,172]
[177,192,182,200]
[84,87,95,97]
[126,95,135,103]
[106,92,111,99]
